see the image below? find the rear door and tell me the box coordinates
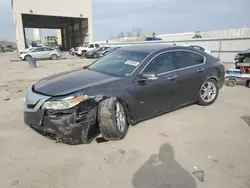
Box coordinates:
[132,51,179,120]
[173,50,206,105]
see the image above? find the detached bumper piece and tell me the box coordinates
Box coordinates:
[24,96,100,145]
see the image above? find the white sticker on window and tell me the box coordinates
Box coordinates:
[125,60,140,66]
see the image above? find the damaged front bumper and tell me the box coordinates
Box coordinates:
[24,87,99,145]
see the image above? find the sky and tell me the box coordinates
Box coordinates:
[0,0,249,42]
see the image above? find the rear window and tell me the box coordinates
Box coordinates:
[175,51,205,69]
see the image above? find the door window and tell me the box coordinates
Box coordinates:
[175,51,204,69]
[89,44,94,48]
[32,48,44,52]
[95,44,100,48]
[44,47,53,51]
[143,52,175,75]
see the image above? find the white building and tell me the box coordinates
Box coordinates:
[157,27,250,41]
[12,0,93,50]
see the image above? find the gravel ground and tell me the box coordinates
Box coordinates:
[0,52,250,188]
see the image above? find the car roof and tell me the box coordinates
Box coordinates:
[118,44,200,54]
[119,44,174,53]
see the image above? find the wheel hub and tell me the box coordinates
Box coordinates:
[115,102,126,132]
[200,82,217,103]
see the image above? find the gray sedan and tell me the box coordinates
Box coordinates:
[19,47,61,61]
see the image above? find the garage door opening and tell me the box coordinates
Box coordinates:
[22,14,89,50]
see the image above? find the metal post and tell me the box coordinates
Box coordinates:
[218,38,222,59]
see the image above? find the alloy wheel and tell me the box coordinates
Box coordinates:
[115,102,126,133]
[200,81,217,103]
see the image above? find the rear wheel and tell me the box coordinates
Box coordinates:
[198,79,219,106]
[50,54,58,60]
[98,98,129,141]
[225,79,237,87]
[25,55,32,61]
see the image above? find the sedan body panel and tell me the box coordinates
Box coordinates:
[131,71,179,121]
[24,45,225,144]
[34,69,121,96]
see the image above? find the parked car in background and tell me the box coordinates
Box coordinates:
[184,44,212,55]
[24,44,224,145]
[235,48,250,71]
[225,69,250,87]
[85,47,110,58]
[19,47,61,61]
[76,43,101,56]
[96,47,120,58]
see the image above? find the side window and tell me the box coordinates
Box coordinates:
[44,47,53,51]
[89,44,94,48]
[33,48,44,52]
[143,52,175,75]
[95,44,100,48]
[175,51,204,69]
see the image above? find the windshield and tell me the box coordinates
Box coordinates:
[88,50,148,77]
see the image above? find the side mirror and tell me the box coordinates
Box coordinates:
[139,73,158,81]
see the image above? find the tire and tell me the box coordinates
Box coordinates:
[98,98,129,141]
[225,79,237,87]
[246,80,250,88]
[25,55,32,61]
[50,54,57,60]
[198,79,219,106]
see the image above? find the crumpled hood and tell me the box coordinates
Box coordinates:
[34,69,120,96]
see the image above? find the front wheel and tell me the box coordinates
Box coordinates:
[25,55,32,61]
[225,79,237,87]
[50,54,58,60]
[198,79,219,106]
[98,98,129,141]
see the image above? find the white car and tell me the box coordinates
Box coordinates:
[76,43,101,56]
[185,44,212,55]
[19,47,61,61]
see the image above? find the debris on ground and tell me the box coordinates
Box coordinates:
[11,180,19,186]
[119,149,125,154]
[241,116,250,127]
[4,98,10,101]
[192,170,205,182]
[193,166,198,170]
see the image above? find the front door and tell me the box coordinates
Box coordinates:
[30,47,45,59]
[131,51,179,121]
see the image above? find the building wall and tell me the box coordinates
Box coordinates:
[12,0,93,50]
[100,37,250,63]
[157,28,250,41]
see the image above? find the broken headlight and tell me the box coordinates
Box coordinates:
[42,95,89,110]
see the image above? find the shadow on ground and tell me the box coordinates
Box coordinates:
[132,143,196,188]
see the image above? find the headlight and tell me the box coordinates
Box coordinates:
[42,95,88,110]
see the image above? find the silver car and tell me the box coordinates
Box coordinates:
[225,69,250,87]
[19,47,61,61]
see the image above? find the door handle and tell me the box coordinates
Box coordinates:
[197,68,205,72]
[168,76,178,81]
